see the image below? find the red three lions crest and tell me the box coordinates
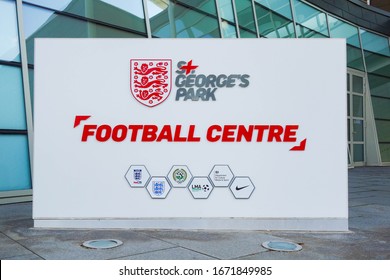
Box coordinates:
[130,59,172,107]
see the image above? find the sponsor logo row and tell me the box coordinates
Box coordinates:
[124,164,255,199]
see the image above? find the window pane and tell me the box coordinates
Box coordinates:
[239,28,257,38]
[353,144,364,162]
[23,4,145,64]
[372,97,390,120]
[292,0,328,37]
[24,0,147,33]
[0,0,20,62]
[255,4,295,38]
[347,74,350,92]
[178,0,217,16]
[218,0,237,38]
[352,75,363,94]
[364,51,390,77]
[235,0,257,35]
[379,144,390,162]
[0,65,26,130]
[296,24,326,38]
[328,15,360,48]
[23,0,73,10]
[347,119,350,141]
[219,0,235,22]
[0,135,31,191]
[147,0,220,38]
[360,29,390,56]
[368,74,390,99]
[353,119,364,142]
[28,68,34,115]
[347,45,365,71]
[375,120,390,142]
[255,0,292,19]
[221,21,237,38]
[353,95,363,118]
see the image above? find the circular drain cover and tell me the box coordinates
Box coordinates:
[82,239,123,249]
[262,241,302,252]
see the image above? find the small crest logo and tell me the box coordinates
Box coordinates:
[130,59,172,107]
[152,181,165,196]
[133,169,142,183]
[173,168,187,184]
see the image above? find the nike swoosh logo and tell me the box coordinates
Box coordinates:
[236,185,250,191]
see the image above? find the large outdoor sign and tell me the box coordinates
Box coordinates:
[34,39,347,230]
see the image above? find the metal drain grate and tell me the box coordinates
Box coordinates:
[82,239,123,249]
[262,241,302,252]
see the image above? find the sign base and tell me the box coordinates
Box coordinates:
[34,218,348,231]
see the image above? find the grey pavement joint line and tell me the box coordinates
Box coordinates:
[136,231,222,260]
[109,245,219,260]
[107,245,180,260]
[0,231,44,260]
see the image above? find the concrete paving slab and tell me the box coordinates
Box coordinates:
[139,230,288,259]
[113,247,217,260]
[5,230,176,260]
[245,230,390,259]
[238,249,343,260]
[12,234,173,260]
[2,253,43,260]
[0,233,36,259]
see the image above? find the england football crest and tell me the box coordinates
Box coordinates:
[130,59,172,107]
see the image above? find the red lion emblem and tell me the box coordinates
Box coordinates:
[130,59,172,107]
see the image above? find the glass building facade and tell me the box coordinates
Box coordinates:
[1,0,389,203]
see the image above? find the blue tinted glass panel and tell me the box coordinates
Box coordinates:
[255,0,292,19]
[221,21,237,38]
[23,4,145,64]
[379,144,390,162]
[235,0,257,36]
[353,144,364,162]
[23,0,72,10]
[368,74,390,99]
[376,120,390,142]
[372,97,390,120]
[0,65,26,130]
[255,4,295,38]
[219,0,237,37]
[219,0,235,22]
[296,24,326,38]
[239,28,257,38]
[0,135,31,191]
[28,68,34,114]
[292,0,328,37]
[347,45,365,71]
[24,0,146,33]
[0,0,21,62]
[147,0,220,38]
[364,51,390,77]
[360,29,390,56]
[177,0,217,16]
[328,15,360,48]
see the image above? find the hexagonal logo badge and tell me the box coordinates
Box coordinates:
[167,165,193,188]
[209,165,234,187]
[188,177,213,199]
[146,177,171,199]
[229,177,255,199]
[125,165,151,188]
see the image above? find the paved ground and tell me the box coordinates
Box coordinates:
[0,167,389,260]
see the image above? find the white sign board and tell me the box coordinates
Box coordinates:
[34,39,347,230]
